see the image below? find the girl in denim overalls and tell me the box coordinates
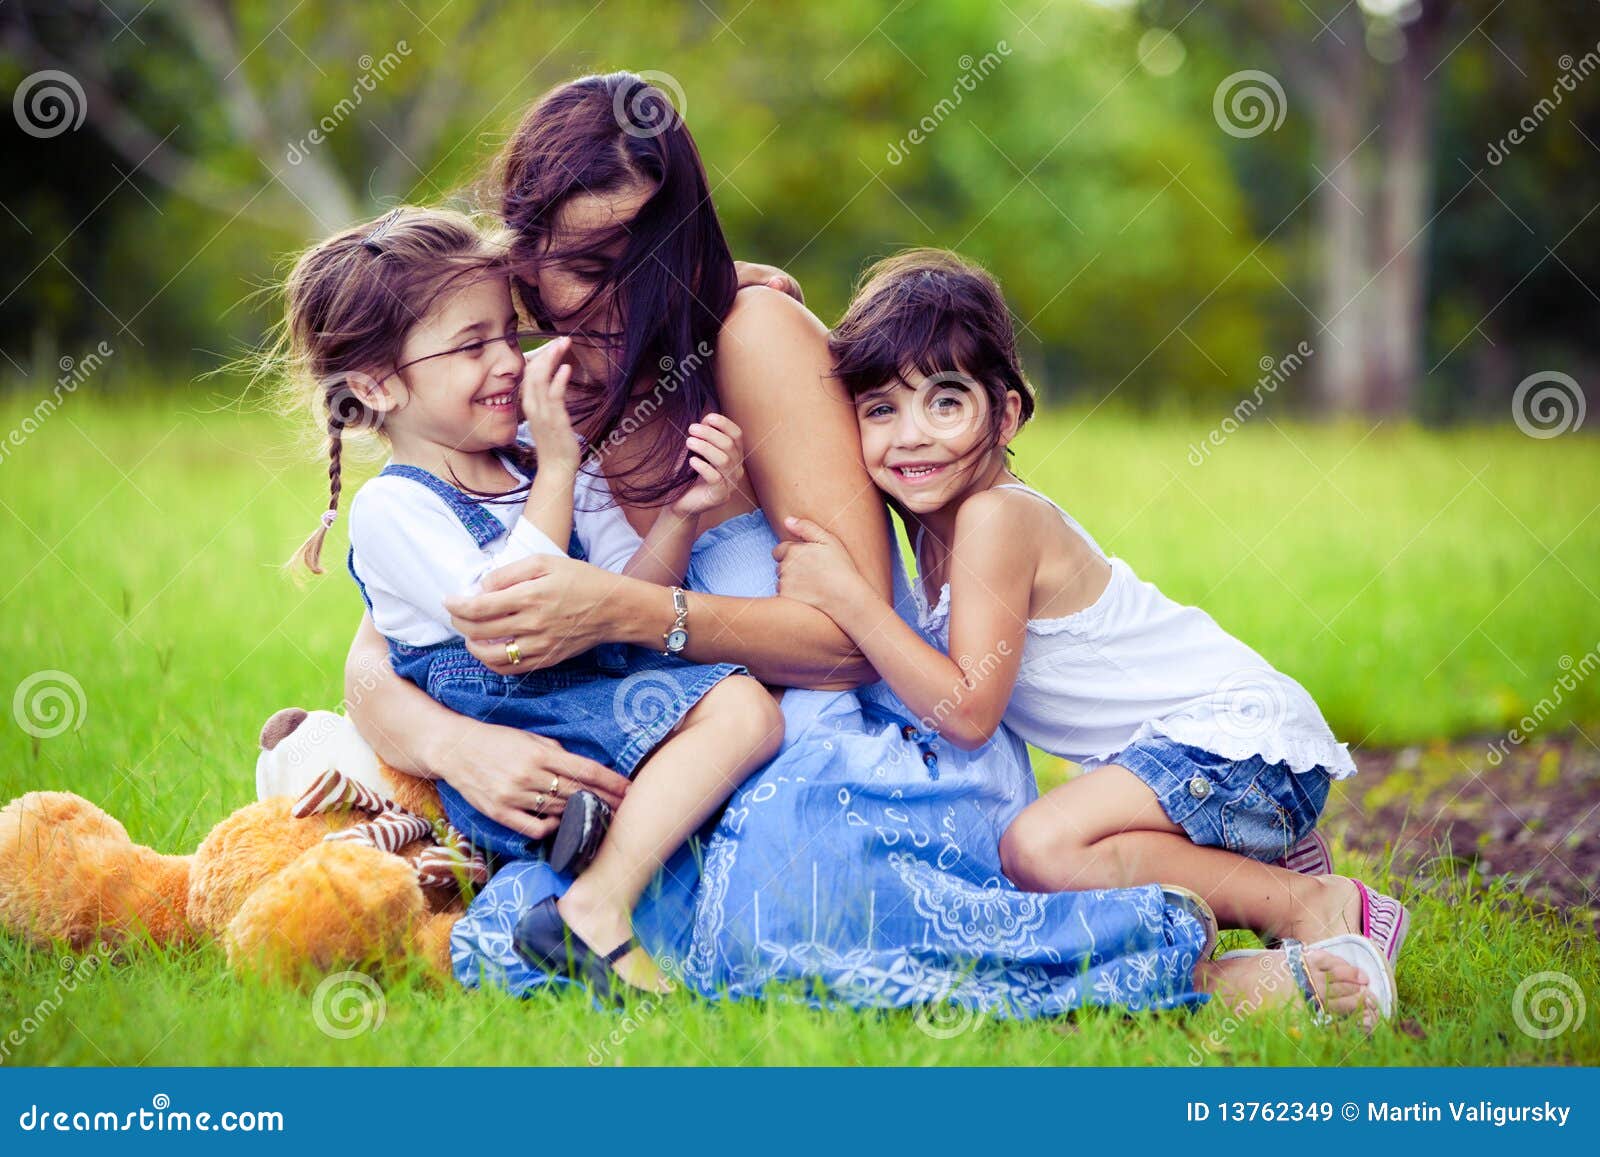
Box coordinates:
[777,250,1408,1016]
[280,207,781,996]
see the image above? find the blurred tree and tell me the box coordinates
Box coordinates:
[3,0,1593,420]
[1140,0,1457,416]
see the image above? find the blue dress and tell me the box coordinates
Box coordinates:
[450,511,1210,1016]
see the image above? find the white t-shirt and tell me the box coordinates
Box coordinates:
[348,459,565,647]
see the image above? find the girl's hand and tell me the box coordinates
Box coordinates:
[732,260,804,304]
[521,336,577,468]
[670,413,746,518]
[773,516,867,616]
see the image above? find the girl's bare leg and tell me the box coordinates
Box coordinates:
[557,676,783,990]
[1001,767,1364,943]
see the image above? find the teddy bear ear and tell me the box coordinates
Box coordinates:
[259,707,309,751]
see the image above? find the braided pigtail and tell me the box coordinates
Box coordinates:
[277,205,507,576]
[290,409,346,574]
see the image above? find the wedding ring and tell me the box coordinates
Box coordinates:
[549,774,561,796]
[505,640,522,666]
[532,793,547,817]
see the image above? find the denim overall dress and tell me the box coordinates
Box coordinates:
[348,463,744,861]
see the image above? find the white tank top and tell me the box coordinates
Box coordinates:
[913,484,1356,778]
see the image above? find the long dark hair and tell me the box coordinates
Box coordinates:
[491,72,737,507]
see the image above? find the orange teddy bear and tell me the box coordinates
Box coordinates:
[0,708,474,983]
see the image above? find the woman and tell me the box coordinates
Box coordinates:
[344,74,1378,1023]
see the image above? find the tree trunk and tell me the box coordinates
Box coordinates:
[1367,1,1446,415]
[1310,21,1372,416]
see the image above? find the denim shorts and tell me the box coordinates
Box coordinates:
[390,639,744,861]
[1111,734,1331,862]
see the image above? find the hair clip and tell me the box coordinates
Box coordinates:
[320,510,338,529]
[360,208,405,254]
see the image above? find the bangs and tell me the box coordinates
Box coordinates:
[830,282,985,399]
[828,247,1036,426]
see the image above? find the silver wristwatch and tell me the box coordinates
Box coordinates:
[662,586,689,656]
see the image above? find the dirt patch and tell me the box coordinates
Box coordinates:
[1328,735,1600,930]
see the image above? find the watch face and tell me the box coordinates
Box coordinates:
[665,628,689,653]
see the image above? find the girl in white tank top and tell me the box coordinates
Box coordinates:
[776,249,1409,986]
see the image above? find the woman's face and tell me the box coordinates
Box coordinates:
[534,181,654,390]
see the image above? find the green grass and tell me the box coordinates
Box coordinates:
[2,391,1598,1065]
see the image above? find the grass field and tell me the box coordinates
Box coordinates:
[1,391,1598,1065]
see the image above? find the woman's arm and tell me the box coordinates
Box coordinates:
[344,614,631,838]
[445,290,893,690]
[774,497,1033,749]
[446,556,874,689]
[716,288,893,596]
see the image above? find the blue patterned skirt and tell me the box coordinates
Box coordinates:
[450,677,1209,1018]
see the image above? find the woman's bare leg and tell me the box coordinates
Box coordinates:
[557,676,783,990]
[1001,766,1364,943]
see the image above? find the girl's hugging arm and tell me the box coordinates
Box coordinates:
[622,510,700,588]
[778,489,1036,750]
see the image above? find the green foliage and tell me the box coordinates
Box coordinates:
[4,1,1283,402]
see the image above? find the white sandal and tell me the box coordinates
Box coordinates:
[1218,932,1395,1026]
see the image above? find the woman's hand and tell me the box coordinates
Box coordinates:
[773,516,870,619]
[670,413,746,518]
[733,260,804,304]
[444,552,624,673]
[433,716,631,839]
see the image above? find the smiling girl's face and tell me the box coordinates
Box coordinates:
[367,274,526,458]
[855,368,1023,516]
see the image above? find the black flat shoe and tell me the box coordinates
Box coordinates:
[512,896,639,1005]
[546,789,612,876]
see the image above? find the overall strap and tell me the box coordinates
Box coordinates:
[346,547,375,613]
[379,463,506,548]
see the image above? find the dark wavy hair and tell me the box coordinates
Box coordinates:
[490,72,737,507]
[829,248,1036,455]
